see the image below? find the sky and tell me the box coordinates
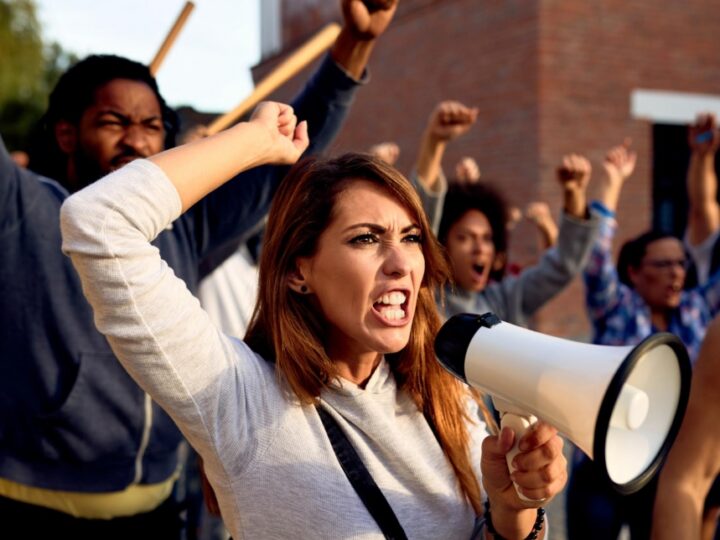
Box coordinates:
[35,0,261,112]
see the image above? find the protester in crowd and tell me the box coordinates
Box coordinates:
[685,112,720,286]
[369,141,400,165]
[582,142,720,359]
[60,99,567,540]
[412,99,598,325]
[568,142,720,539]
[0,2,398,536]
[653,315,720,540]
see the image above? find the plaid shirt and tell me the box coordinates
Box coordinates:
[584,216,720,362]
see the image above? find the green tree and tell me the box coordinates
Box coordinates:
[0,0,76,150]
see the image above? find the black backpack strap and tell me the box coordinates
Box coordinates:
[316,405,408,540]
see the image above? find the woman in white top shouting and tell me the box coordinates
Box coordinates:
[60,100,566,539]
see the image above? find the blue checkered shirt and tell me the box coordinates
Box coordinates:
[584,216,720,363]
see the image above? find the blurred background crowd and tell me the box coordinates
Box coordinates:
[3,1,720,539]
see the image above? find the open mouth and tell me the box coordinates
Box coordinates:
[373,291,409,322]
[472,264,485,276]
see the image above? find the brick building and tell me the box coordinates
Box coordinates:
[255,0,720,340]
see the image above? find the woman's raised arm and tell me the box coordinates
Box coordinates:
[152,102,308,211]
[58,102,309,488]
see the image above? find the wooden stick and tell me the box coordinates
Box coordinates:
[149,1,195,75]
[206,22,341,135]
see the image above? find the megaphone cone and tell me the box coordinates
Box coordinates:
[435,312,691,495]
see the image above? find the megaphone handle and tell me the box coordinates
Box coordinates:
[500,412,544,503]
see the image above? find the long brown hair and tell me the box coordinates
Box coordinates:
[242,153,484,513]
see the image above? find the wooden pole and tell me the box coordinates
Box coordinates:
[206,22,341,135]
[149,1,195,75]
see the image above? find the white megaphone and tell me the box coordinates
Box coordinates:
[434,312,691,496]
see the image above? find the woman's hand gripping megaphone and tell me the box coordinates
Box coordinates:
[481,414,567,509]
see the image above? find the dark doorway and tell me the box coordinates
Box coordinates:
[652,123,690,236]
[652,123,720,236]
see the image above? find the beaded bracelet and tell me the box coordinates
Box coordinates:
[483,499,545,540]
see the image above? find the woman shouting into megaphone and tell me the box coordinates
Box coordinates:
[60,100,566,539]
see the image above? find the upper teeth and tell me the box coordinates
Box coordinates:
[378,292,406,305]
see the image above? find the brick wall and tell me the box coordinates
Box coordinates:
[533,0,720,337]
[257,0,720,340]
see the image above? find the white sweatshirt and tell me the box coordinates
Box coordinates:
[60,160,488,539]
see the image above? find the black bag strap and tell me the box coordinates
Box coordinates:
[316,405,408,540]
